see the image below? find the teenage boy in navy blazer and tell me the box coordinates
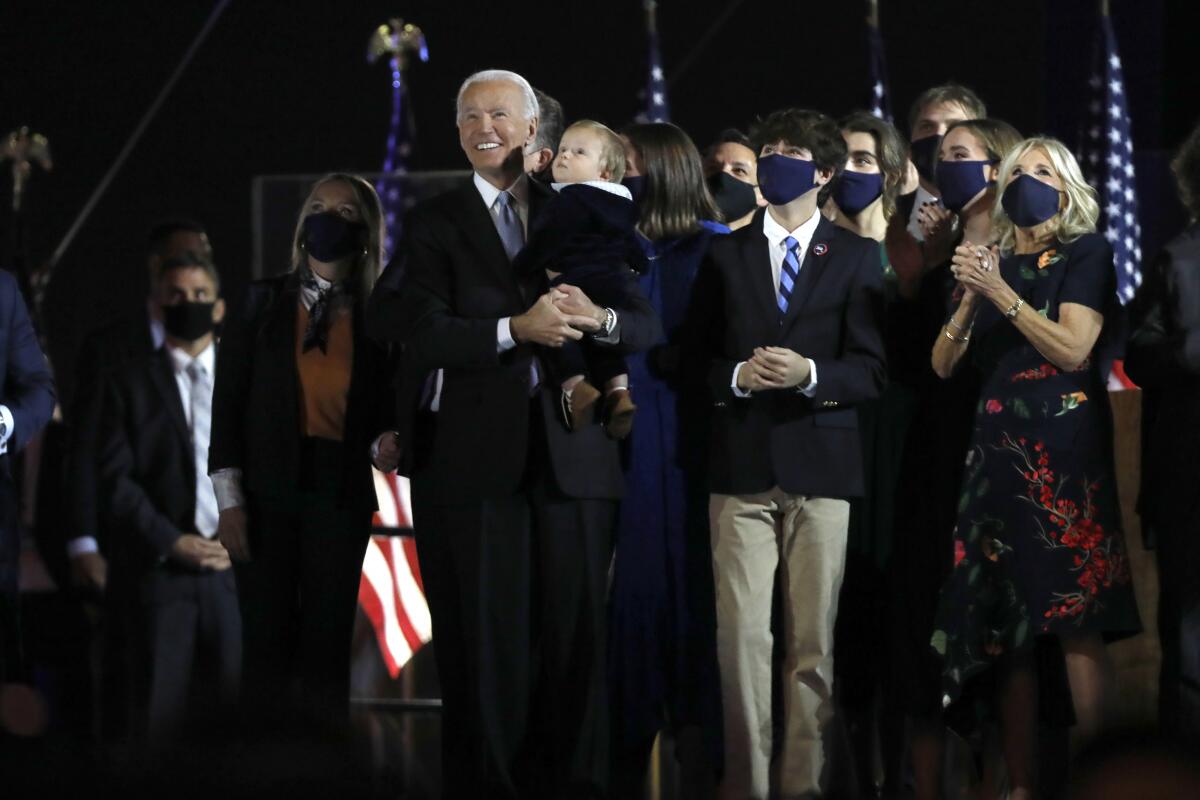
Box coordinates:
[685,108,886,800]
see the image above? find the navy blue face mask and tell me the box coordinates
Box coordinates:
[910,135,942,184]
[832,171,883,217]
[621,175,648,207]
[756,154,818,206]
[1001,174,1063,227]
[303,211,365,263]
[935,159,997,213]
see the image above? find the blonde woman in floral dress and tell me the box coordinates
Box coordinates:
[929,137,1140,800]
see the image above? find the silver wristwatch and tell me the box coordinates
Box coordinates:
[595,307,617,338]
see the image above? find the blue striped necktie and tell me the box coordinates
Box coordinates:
[778,235,801,314]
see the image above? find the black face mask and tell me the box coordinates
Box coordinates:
[163,301,216,342]
[303,211,365,263]
[707,172,758,222]
[910,135,942,185]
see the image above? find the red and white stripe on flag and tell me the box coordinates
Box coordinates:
[358,469,431,677]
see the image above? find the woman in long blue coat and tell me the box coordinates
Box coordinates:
[608,122,728,797]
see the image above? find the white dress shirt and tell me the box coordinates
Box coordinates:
[730,207,821,398]
[0,404,12,456]
[168,342,220,538]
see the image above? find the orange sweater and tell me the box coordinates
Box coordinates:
[295,303,353,441]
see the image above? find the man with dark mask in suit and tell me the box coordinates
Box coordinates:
[98,253,238,739]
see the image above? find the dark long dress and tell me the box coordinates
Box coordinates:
[609,220,727,766]
[886,258,983,715]
[932,233,1141,713]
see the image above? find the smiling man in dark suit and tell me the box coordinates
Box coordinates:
[685,109,886,800]
[368,69,660,799]
[98,253,239,739]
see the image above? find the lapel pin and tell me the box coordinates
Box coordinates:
[813,243,829,256]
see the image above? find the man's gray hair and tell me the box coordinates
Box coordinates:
[456,69,539,123]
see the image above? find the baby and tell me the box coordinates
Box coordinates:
[516,120,644,439]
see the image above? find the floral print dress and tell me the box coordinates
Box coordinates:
[931,232,1141,712]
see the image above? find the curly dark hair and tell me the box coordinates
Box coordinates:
[1172,118,1200,221]
[749,109,847,173]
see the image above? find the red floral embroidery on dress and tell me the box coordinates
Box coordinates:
[1011,363,1060,382]
[985,399,1004,414]
[994,432,1131,629]
[954,539,967,567]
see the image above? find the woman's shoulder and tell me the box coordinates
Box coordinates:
[1060,231,1113,262]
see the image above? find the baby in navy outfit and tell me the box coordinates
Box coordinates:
[516,119,645,438]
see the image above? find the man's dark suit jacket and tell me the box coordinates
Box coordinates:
[209,273,393,513]
[367,177,662,505]
[1126,223,1200,593]
[65,313,156,558]
[0,270,54,462]
[1,269,55,595]
[98,348,209,578]
[684,209,886,499]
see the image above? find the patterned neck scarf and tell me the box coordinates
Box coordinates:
[299,269,349,353]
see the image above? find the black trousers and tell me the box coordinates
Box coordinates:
[233,441,372,729]
[134,565,242,739]
[415,466,616,799]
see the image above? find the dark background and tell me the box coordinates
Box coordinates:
[0,0,1192,398]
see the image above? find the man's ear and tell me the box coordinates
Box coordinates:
[213,298,226,326]
[525,116,539,150]
[533,147,554,173]
[815,167,836,186]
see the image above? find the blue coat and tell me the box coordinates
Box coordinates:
[1,269,55,596]
[608,221,726,760]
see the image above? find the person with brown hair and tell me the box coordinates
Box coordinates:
[98,252,237,740]
[904,83,988,245]
[887,117,1026,800]
[825,109,915,797]
[685,107,886,799]
[608,121,727,797]
[704,128,763,230]
[208,172,395,728]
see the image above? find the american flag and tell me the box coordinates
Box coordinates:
[372,29,427,261]
[642,0,670,123]
[1080,13,1142,305]
[358,469,431,677]
[866,23,892,122]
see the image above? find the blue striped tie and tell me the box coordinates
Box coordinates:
[778,235,801,314]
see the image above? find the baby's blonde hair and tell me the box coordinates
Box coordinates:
[564,120,627,182]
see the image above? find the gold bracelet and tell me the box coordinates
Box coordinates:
[1005,297,1025,319]
[943,328,970,344]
